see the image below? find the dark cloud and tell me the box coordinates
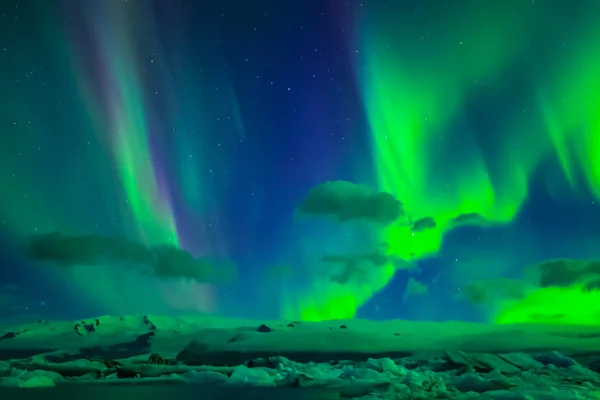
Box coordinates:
[411,216,437,232]
[26,232,150,266]
[297,180,403,224]
[451,258,600,307]
[321,252,393,285]
[403,277,429,301]
[533,258,600,289]
[459,278,531,304]
[25,232,236,283]
[450,212,488,227]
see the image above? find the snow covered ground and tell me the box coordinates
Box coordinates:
[0,315,599,399]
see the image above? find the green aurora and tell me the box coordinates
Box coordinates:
[1,1,600,324]
[289,1,600,322]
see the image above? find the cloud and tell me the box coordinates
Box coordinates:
[320,252,396,285]
[403,277,429,301]
[532,258,600,289]
[26,232,150,266]
[450,212,488,227]
[297,180,403,224]
[410,216,437,232]
[25,232,236,283]
[488,259,600,325]
[459,278,532,305]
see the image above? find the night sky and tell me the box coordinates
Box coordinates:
[1,0,600,325]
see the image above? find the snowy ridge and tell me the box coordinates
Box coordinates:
[1,315,600,399]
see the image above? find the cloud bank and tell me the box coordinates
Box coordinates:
[297,180,403,224]
[533,258,600,289]
[25,232,236,283]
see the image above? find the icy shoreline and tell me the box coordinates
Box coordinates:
[1,315,599,398]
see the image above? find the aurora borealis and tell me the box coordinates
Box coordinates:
[2,0,600,326]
